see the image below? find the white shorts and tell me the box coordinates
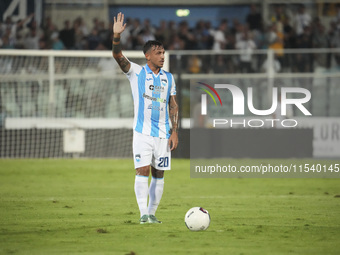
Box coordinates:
[133,131,171,170]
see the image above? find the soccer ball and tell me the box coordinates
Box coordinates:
[184,207,210,231]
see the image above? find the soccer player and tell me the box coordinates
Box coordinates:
[112,12,179,224]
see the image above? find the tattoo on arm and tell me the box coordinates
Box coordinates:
[112,37,130,73]
[116,56,130,73]
[113,37,120,43]
[169,96,179,133]
[112,42,122,54]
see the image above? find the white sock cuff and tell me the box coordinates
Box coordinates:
[151,177,164,184]
[135,175,149,182]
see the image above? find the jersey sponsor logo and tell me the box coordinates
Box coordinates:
[147,104,164,111]
[143,93,167,103]
[149,85,164,94]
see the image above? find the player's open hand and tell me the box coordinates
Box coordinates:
[169,132,178,151]
[113,12,127,34]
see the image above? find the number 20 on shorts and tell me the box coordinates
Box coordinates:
[158,157,169,167]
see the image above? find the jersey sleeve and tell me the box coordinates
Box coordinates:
[125,61,142,80]
[170,74,176,96]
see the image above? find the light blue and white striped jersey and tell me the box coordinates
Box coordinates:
[125,62,176,139]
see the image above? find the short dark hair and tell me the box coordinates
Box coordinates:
[143,40,163,54]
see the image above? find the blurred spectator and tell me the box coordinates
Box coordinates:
[282,18,296,69]
[296,25,313,49]
[29,19,43,38]
[24,29,40,49]
[204,21,214,49]
[0,33,14,49]
[130,19,143,48]
[328,20,338,43]
[246,4,263,32]
[42,16,57,49]
[59,20,75,49]
[155,20,176,49]
[225,33,235,49]
[270,4,289,26]
[92,18,100,31]
[1,16,16,42]
[0,28,11,48]
[73,19,85,49]
[212,20,227,51]
[236,32,257,73]
[77,17,89,37]
[187,55,202,73]
[193,20,207,50]
[168,34,185,50]
[282,18,296,49]
[168,34,185,72]
[103,21,113,50]
[294,4,311,36]
[87,29,101,50]
[51,32,65,50]
[268,23,284,66]
[155,20,167,45]
[168,20,177,34]
[15,20,30,49]
[178,21,195,50]
[98,21,109,47]
[39,38,47,50]
[140,26,155,44]
[294,25,313,72]
[142,19,156,35]
[231,19,243,43]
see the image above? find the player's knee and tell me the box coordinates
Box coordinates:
[136,166,150,176]
[151,168,164,178]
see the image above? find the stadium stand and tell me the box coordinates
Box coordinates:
[0,2,340,158]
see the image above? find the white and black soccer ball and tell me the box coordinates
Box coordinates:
[184,207,210,231]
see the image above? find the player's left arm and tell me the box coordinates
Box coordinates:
[169,95,179,151]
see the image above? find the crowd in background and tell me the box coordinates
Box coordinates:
[1,4,340,119]
[1,4,340,73]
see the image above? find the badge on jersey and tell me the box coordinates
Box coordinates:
[135,154,141,162]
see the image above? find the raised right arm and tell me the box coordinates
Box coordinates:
[112,12,131,73]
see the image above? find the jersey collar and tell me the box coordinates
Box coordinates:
[145,64,164,75]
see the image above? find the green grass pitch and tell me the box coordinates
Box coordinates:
[0,158,339,254]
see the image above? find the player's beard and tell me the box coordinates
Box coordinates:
[151,60,163,69]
